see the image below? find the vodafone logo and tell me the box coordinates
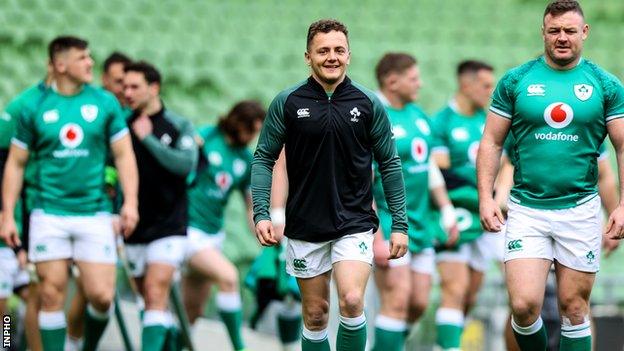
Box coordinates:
[59,123,84,148]
[215,171,233,192]
[411,137,428,163]
[543,102,573,129]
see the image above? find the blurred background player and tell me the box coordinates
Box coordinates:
[182,99,265,351]
[245,149,303,351]
[478,1,624,350]
[122,61,197,351]
[369,52,458,351]
[0,35,139,351]
[102,52,132,111]
[429,59,495,351]
[251,19,408,351]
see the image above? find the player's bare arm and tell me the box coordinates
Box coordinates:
[477,111,510,232]
[605,118,624,239]
[111,134,139,237]
[0,145,28,247]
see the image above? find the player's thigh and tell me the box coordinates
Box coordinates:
[374,262,411,309]
[72,213,117,264]
[28,210,72,263]
[551,196,602,274]
[296,271,332,327]
[186,245,237,289]
[36,259,70,308]
[333,260,371,310]
[74,261,116,304]
[505,258,551,314]
[410,270,433,308]
[554,263,595,311]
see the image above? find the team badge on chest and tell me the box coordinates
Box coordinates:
[81,105,98,122]
[573,84,593,101]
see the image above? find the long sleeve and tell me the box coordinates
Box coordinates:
[368,95,408,234]
[251,92,288,224]
[142,115,197,176]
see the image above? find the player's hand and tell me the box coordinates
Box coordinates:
[0,216,20,248]
[16,249,27,268]
[445,224,460,247]
[479,197,505,232]
[373,231,390,268]
[132,114,153,140]
[605,205,624,240]
[255,220,280,246]
[112,215,122,236]
[602,233,620,258]
[388,232,408,259]
[119,203,139,238]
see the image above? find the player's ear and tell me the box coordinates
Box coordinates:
[582,24,589,40]
[304,51,311,66]
[148,82,160,97]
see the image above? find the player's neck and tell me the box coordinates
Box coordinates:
[312,74,345,94]
[381,90,406,109]
[454,93,477,116]
[543,54,582,71]
[54,76,84,96]
[141,98,163,116]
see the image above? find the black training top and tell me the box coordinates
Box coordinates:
[252,76,407,242]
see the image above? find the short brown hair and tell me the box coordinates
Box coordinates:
[306,19,349,50]
[48,36,88,62]
[544,0,584,19]
[457,60,493,77]
[375,53,417,87]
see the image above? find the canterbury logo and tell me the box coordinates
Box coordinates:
[292,258,307,271]
[297,108,310,118]
[507,239,523,252]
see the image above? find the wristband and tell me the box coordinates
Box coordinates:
[440,204,456,230]
[270,207,286,226]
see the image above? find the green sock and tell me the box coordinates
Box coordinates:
[336,314,367,351]
[560,320,591,351]
[82,304,110,351]
[217,292,245,350]
[371,315,406,351]
[435,308,464,349]
[277,312,302,345]
[141,310,170,351]
[38,311,67,351]
[511,316,548,351]
[302,328,330,351]
[164,326,183,351]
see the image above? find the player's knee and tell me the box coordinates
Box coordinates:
[509,296,541,321]
[339,290,364,316]
[559,296,589,324]
[409,298,428,318]
[88,289,114,311]
[39,281,65,309]
[302,301,329,329]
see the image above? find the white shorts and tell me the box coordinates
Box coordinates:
[382,242,436,275]
[286,230,374,278]
[436,238,491,273]
[185,227,225,259]
[0,248,19,298]
[476,228,506,263]
[505,196,602,273]
[28,210,117,264]
[125,236,187,277]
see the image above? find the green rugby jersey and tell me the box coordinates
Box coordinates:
[373,100,432,252]
[430,100,486,184]
[429,100,485,246]
[491,56,624,209]
[13,84,128,215]
[188,126,252,234]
